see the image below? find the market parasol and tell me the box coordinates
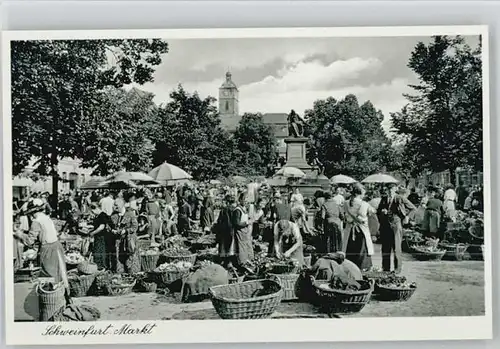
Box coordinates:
[361,173,399,184]
[148,162,192,186]
[330,174,357,185]
[273,166,306,179]
[80,178,107,190]
[104,171,161,187]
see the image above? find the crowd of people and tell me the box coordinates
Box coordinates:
[12,178,484,299]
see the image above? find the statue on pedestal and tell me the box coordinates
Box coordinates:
[287,109,304,137]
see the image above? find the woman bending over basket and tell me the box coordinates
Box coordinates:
[273,219,305,266]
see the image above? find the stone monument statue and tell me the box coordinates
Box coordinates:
[287,109,304,137]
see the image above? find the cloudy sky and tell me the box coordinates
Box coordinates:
[130,35,479,132]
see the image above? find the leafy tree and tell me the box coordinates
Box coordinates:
[391,35,482,178]
[306,95,394,179]
[80,87,157,175]
[233,113,278,176]
[11,39,169,205]
[152,85,238,180]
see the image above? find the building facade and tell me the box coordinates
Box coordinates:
[218,72,288,157]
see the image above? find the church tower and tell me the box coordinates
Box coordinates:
[218,71,239,131]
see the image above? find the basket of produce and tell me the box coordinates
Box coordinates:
[255,256,301,275]
[65,251,85,268]
[134,272,158,293]
[106,274,136,296]
[209,279,283,319]
[137,239,152,251]
[140,247,161,272]
[268,273,300,301]
[152,261,193,286]
[36,281,66,321]
[15,265,41,283]
[411,244,446,261]
[89,269,112,296]
[439,242,469,261]
[188,235,217,251]
[374,273,417,301]
[362,267,392,282]
[68,272,97,298]
[313,277,374,315]
[402,230,424,253]
[161,246,197,264]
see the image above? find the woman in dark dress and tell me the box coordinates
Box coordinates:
[89,204,112,269]
[214,195,235,268]
[231,193,254,267]
[200,192,215,233]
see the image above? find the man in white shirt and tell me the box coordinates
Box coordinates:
[99,191,114,216]
[332,187,345,207]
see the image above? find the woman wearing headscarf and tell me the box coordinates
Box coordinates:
[141,189,161,243]
[320,191,344,253]
[89,203,113,269]
[421,186,444,239]
[231,193,254,267]
[273,219,304,266]
[200,191,215,233]
[14,199,69,289]
[342,183,376,271]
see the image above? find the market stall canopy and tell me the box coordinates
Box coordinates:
[273,166,306,179]
[148,162,192,186]
[80,178,107,190]
[361,173,399,184]
[104,171,161,187]
[330,174,357,185]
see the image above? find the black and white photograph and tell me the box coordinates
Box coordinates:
[2,26,491,344]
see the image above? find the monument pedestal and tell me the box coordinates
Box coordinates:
[284,137,312,174]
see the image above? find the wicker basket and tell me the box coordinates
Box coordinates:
[209,279,283,319]
[374,284,417,301]
[229,275,245,284]
[268,273,300,301]
[140,253,160,272]
[77,260,98,275]
[37,281,66,321]
[137,239,152,251]
[162,253,197,265]
[467,244,484,261]
[106,278,136,296]
[135,279,158,293]
[439,243,469,261]
[68,273,96,298]
[411,247,446,261]
[313,279,374,315]
[153,269,189,287]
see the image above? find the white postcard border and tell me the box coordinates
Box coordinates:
[1,25,492,345]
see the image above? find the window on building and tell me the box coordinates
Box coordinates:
[69,172,78,190]
[81,174,86,186]
[225,101,229,111]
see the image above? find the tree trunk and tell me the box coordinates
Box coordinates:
[51,151,59,215]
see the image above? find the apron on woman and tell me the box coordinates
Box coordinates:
[277,221,305,266]
[232,206,254,265]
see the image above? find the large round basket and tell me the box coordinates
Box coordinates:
[77,260,98,275]
[140,253,160,272]
[89,270,112,296]
[162,253,197,265]
[374,284,417,302]
[439,243,469,261]
[37,281,66,321]
[209,279,283,319]
[137,239,152,251]
[106,278,136,296]
[411,247,446,261]
[153,269,190,287]
[68,273,97,298]
[269,263,298,274]
[313,279,374,315]
[268,273,300,301]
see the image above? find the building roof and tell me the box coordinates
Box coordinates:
[220,71,238,90]
[263,113,288,125]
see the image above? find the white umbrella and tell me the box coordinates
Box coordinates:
[362,173,399,184]
[330,174,357,185]
[274,166,306,179]
[104,171,160,186]
[148,162,192,186]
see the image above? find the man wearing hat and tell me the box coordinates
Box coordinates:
[377,183,416,273]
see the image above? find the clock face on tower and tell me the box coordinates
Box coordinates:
[223,90,230,97]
